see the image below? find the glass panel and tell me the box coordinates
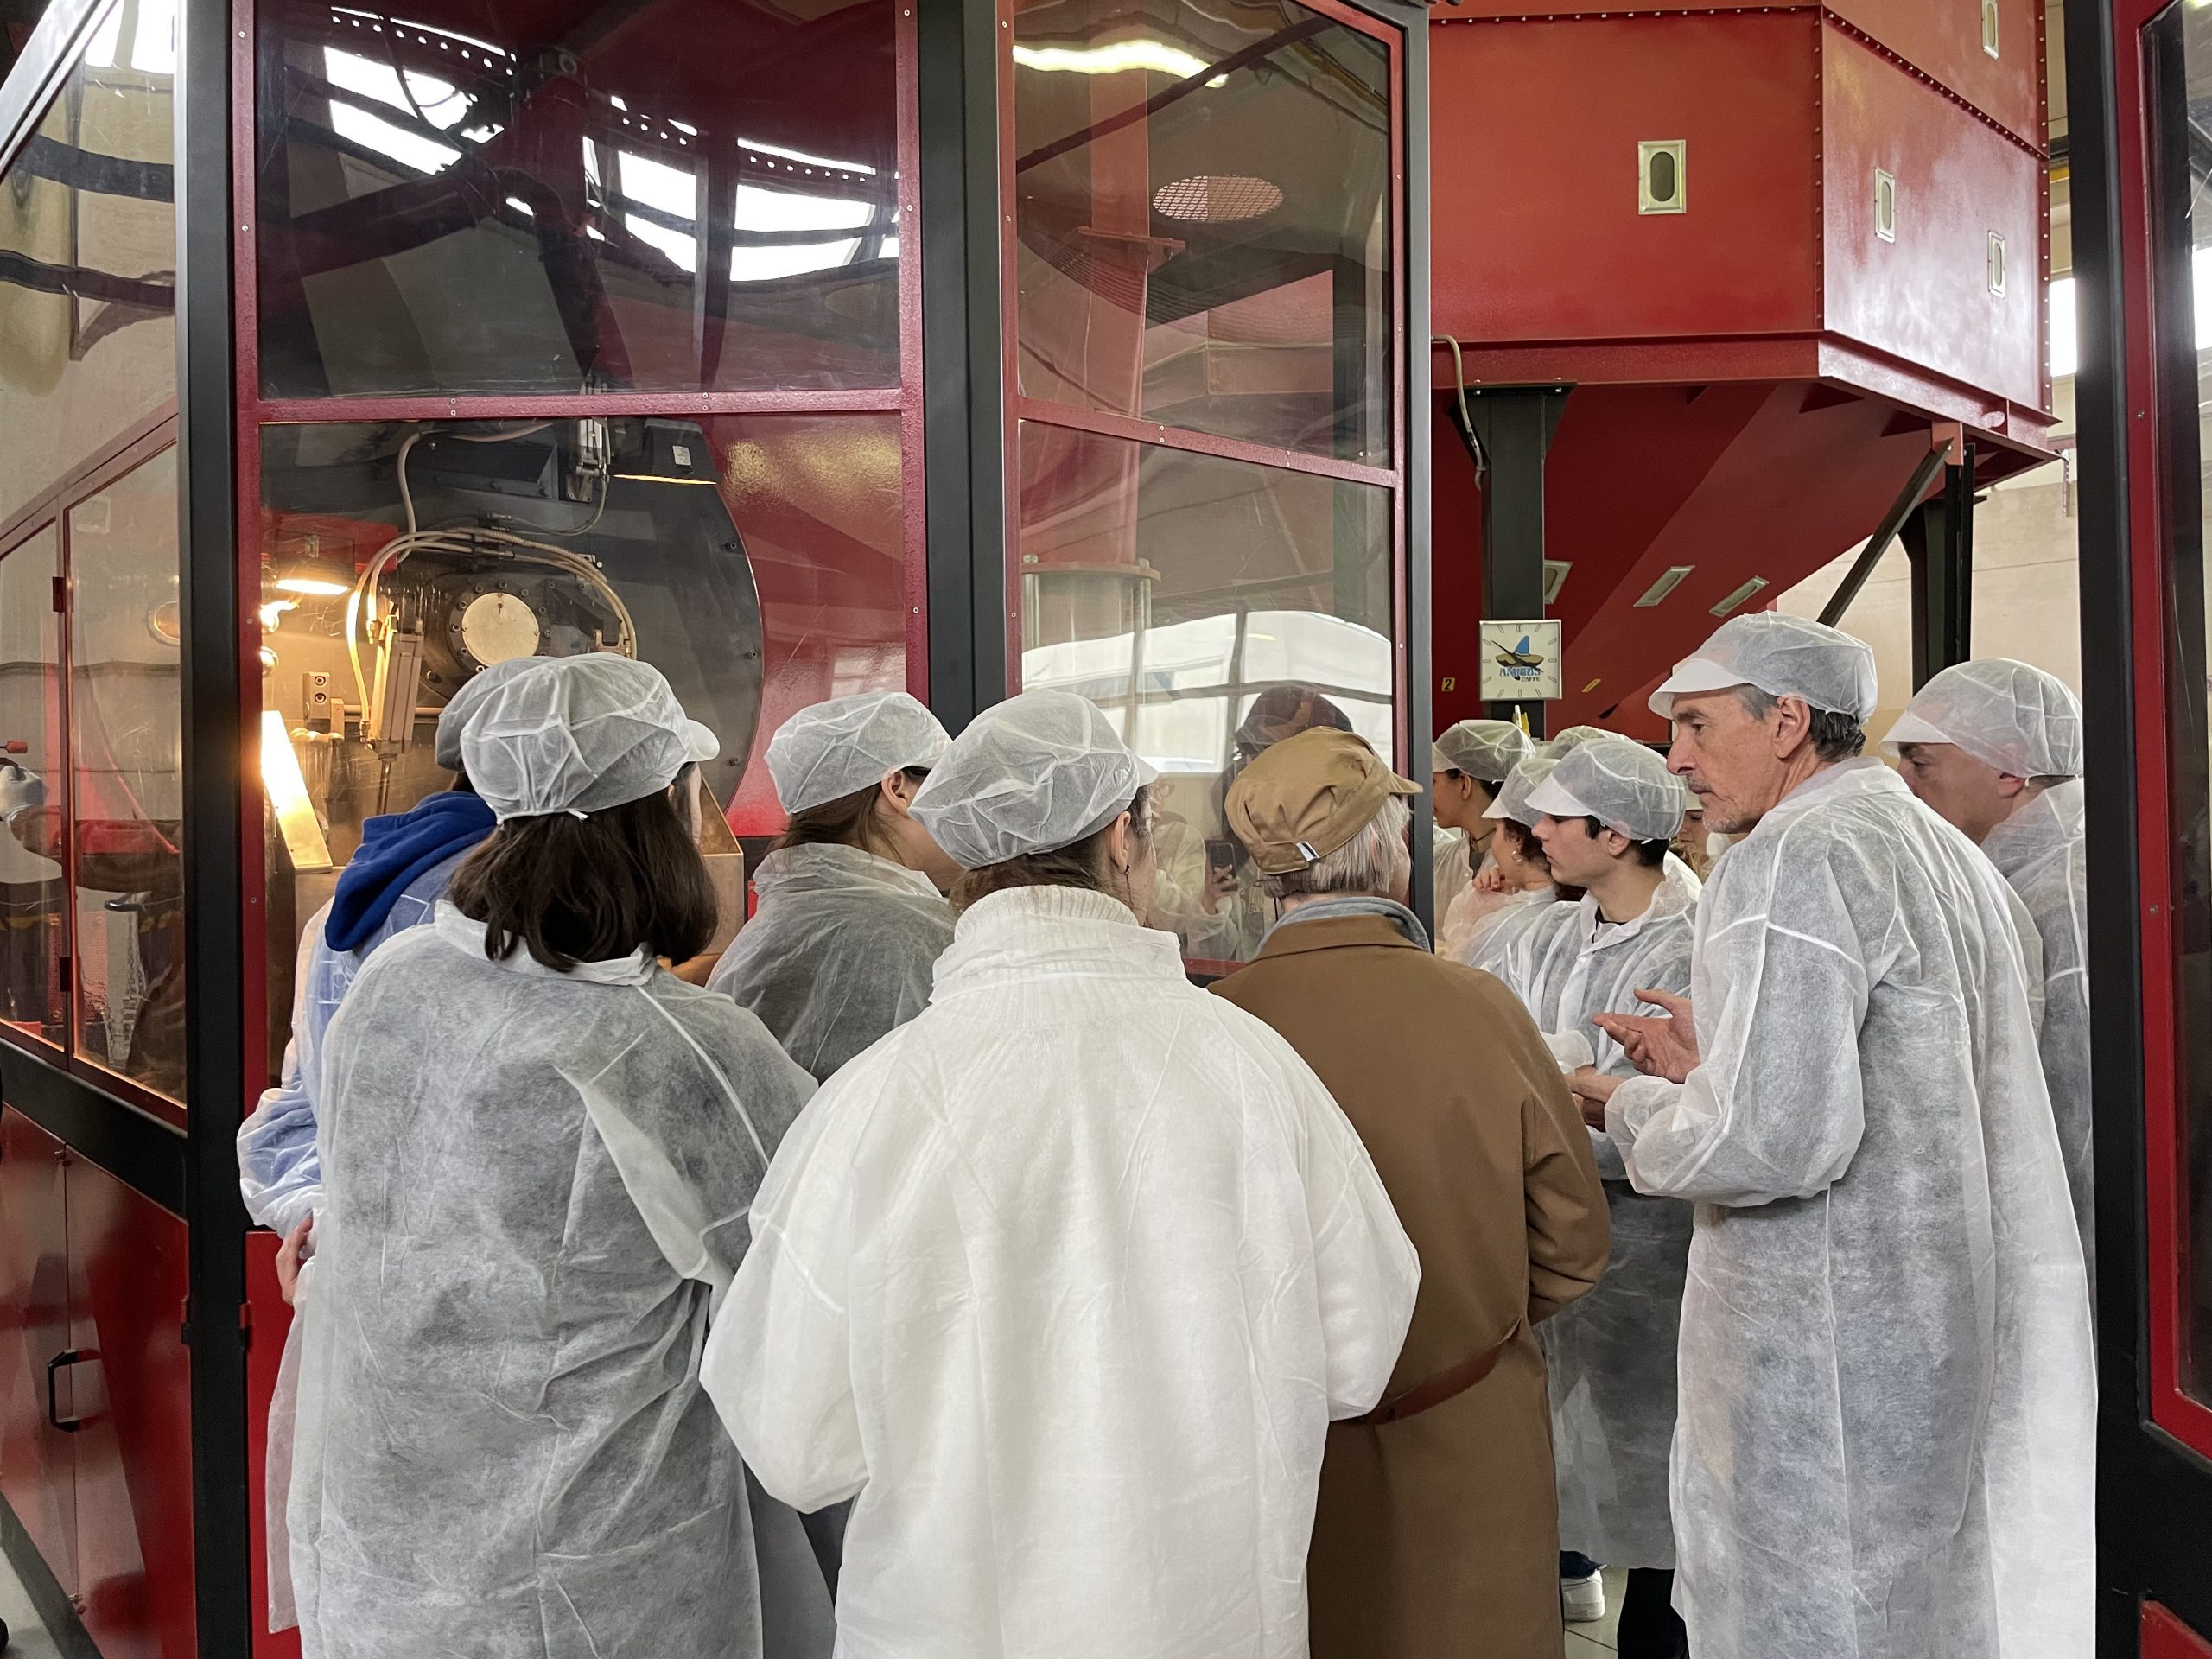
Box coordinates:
[256,410,909,1079]
[68,447,185,1103]
[0,526,67,1048]
[1015,420,1394,967]
[2153,0,2212,1414]
[253,0,901,397]
[0,9,179,527]
[1012,0,1392,465]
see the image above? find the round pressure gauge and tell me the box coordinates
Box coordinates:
[458,590,543,666]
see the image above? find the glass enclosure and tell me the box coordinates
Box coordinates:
[1011,0,1392,463]
[0,526,65,1046]
[0,3,183,1116]
[68,448,183,1100]
[2150,0,2212,1414]
[252,0,902,397]
[246,0,924,1085]
[1007,0,1403,968]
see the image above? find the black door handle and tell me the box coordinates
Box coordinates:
[45,1350,83,1433]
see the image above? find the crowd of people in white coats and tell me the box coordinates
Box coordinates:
[235,610,2097,1659]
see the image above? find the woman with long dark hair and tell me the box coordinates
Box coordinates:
[287,655,816,1659]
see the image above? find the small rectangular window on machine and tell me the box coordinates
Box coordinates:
[1988,232,2007,296]
[1638,140,1686,215]
[1981,0,2000,58]
[1875,168,1898,243]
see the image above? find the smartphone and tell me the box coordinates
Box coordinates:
[1205,836,1238,880]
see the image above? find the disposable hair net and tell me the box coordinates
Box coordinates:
[459,655,719,823]
[1880,659,2083,779]
[1649,612,1879,721]
[1430,719,1534,783]
[911,690,1160,868]
[1483,755,1561,830]
[766,692,953,815]
[1544,725,1609,759]
[1527,736,1685,842]
[434,656,537,772]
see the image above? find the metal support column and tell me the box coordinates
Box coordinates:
[1466,385,1568,736]
[1902,446,1976,689]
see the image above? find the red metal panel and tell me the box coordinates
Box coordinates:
[1548,382,1933,730]
[1825,0,2042,148]
[1818,22,2045,414]
[0,1109,75,1596]
[244,1233,300,1659]
[2147,1602,2212,1659]
[1429,11,1821,348]
[66,1159,193,1659]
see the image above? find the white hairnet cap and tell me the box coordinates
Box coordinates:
[461,655,719,823]
[1543,724,1609,759]
[1525,735,1685,842]
[766,691,952,815]
[912,690,1160,869]
[1483,755,1561,830]
[1431,719,1532,783]
[1649,613,1879,721]
[1880,659,2083,779]
[435,655,539,772]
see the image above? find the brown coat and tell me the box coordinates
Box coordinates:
[1211,913,1610,1659]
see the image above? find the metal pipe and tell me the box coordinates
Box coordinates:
[1816,441,1951,628]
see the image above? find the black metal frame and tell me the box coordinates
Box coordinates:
[175,0,255,1648]
[1901,448,1976,690]
[2065,0,2212,1652]
[1465,385,1567,738]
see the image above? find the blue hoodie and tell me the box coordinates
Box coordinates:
[325,791,496,953]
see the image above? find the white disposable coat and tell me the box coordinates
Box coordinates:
[289,906,817,1659]
[1433,826,1475,919]
[704,885,1420,1659]
[1982,779,2094,1281]
[707,842,954,1082]
[1607,760,2094,1659]
[1464,888,1573,978]
[1494,864,1700,1569]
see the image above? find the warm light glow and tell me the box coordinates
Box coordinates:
[262,711,333,871]
[1012,40,1228,87]
[274,575,353,596]
[258,598,298,631]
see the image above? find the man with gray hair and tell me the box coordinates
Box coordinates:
[1574,613,2094,1659]
[1883,658,2092,1274]
[1212,727,1611,1659]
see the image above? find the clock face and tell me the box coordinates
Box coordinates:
[458,591,543,666]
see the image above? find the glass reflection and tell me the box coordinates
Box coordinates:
[254,0,901,397]
[69,448,186,1103]
[1013,0,1392,464]
[0,527,67,1048]
[0,12,178,526]
[1016,422,1393,965]
[256,411,911,1080]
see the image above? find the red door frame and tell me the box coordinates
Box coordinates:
[2106,0,2212,1464]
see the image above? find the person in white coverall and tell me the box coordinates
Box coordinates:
[1573,613,2095,1659]
[1503,736,1700,1654]
[703,689,1419,1659]
[1449,754,1573,975]
[1884,658,2094,1282]
[1430,717,1534,932]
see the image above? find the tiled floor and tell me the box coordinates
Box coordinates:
[1564,1567,1627,1656]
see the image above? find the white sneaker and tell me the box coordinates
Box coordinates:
[1561,1571,1606,1624]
